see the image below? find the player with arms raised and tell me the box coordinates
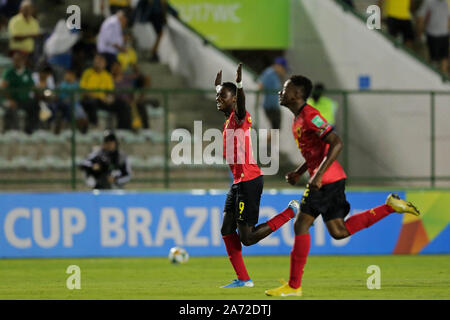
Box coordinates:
[215,63,300,288]
[265,75,421,297]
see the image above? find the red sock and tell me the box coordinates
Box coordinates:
[289,233,311,289]
[222,233,250,281]
[267,208,294,231]
[344,204,395,235]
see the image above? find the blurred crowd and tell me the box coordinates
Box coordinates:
[347,0,450,75]
[0,0,175,135]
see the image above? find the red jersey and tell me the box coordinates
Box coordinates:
[292,104,346,185]
[223,110,262,184]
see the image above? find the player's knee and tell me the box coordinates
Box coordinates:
[221,212,236,236]
[221,226,234,236]
[240,237,252,247]
[329,227,349,240]
[239,234,256,247]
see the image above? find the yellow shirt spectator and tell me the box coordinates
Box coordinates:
[117,47,137,71]
[80,68,114,100]
[384,0,411,20]
[8,13,40,53]
[109,0,130,6]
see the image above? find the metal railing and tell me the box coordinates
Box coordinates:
[0,87,449,190]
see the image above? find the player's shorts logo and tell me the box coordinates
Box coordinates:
[301,184,310,204]
[238,201,245,220]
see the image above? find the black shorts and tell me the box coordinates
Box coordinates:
[224,175,263,226]
[427,34,449,61]
[300,179,350,222]
[387,17,414,42]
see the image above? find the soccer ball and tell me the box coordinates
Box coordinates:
[168,247,189,264]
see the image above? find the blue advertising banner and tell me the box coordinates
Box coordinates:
[0,191,407,258]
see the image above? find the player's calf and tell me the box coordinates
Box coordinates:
[293,212,315,235]
[266,200,300,232]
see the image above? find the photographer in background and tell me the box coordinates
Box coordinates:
[80,130,132,189]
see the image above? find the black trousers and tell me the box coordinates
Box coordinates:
[136,102,149,129]
[99,52,117,72]
[3,99,40,134]
[81,97,132,130]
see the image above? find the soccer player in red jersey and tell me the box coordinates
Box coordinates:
[215,63,301,288]
[265,75,421,296]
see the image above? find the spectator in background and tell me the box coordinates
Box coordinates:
[117,32,138,72]
[8,0,41,57]
[417,0,450,74]
[56,69,88,134]
[257,57,288,136]
[80,130,131,189]
[307,83,338,126]
[133,0,169,62]
[32,64,56,128]
[93,0,110,18]
[0,51,39,134]
[109,0,132,19]
[97,10,127,71]
[80,53,132,131]
[44,19,81,83]
[111,60,149,130]
[378,0,415,48]
[117,32,158,124]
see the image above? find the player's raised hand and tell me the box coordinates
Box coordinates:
[236,63,243,83]
[285,171,301,186]
[215,70,222,86]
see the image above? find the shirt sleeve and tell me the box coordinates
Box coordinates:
[416,0,430,18]
[258,70,271,88]
[2,68,10,82]
[32,72,39,85]
[114,155,132,186]
[8,18,18,36]
[306,110,333,139]
[105,73,114,90]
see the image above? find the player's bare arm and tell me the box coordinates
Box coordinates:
[215,70,222,86]
[310,131,343,191]
[235,63,246,120]
[286,163,308,185]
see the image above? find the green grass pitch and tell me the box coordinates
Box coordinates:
[0,255,449,300]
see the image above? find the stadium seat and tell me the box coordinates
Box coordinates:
[88,131,104,144]
[145,156,165,169]
[128,156,146,170]
[0,157,9,170]
[116,130,144,144]
[0,131,28,144]
[28,130,57,144]
[146,105,163,117]
[141,129,164,143]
